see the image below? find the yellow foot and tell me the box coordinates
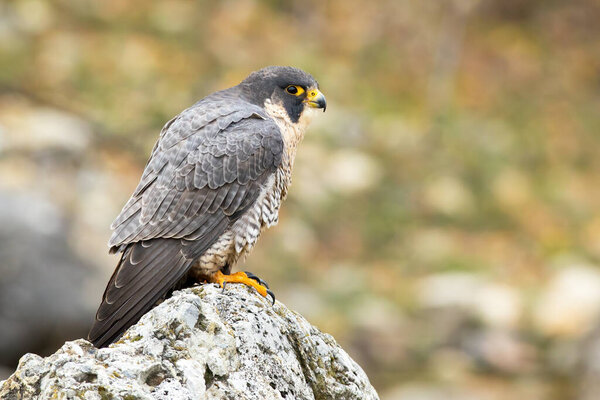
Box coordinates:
[210,271,275,304]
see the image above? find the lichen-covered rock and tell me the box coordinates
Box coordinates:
[0,284,379,400]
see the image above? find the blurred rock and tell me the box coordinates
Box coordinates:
[276,217,318,259]
[533,265,600,338]
[381,383,491,400]
[0,285,379,400]
[292,146,382,205]
[324,149,382,195]
[292,143,332,206]
[348,297,407,371]
[0,101,91,154]
[418,273,523,330]
[429,348,473,383]
[410,228,457,264]
[423,175,474,216]
[462,330,537,374]
[418,272,483,309]
[282,284,327,322]
[473,283,522,329]
[0,190,96,376]
[370,116,423,153]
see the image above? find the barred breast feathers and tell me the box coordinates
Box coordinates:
[193,97,314,274]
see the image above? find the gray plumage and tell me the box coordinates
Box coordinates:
[89,66,325,347]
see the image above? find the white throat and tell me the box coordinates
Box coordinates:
[263,98,319,172]
[263,99,318,148]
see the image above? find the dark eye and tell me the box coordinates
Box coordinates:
[285,85,305,96]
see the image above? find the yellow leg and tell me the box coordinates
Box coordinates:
[210,270,269,299]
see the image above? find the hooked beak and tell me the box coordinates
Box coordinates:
[303,88,327,112]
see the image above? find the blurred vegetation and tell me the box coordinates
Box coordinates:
[1,0,600,399]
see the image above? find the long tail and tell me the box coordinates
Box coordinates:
[88,238,194,348]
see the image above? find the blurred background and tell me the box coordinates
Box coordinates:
[0,0,599,398]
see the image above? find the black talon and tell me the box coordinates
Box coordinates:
[244,271,275,305]
[244,271,270,289]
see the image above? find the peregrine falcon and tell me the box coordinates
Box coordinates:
[88,66,326,348]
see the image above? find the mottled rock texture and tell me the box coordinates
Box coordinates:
[0,284,378,400]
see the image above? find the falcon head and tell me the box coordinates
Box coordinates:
[240,66,327,124]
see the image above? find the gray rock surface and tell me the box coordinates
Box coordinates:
[0,191,97,372]
[0,284,379,400]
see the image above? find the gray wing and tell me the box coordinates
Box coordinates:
[89,97,284,347]
[109,97,283,249]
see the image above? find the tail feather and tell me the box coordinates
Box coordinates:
[88,239,194,348]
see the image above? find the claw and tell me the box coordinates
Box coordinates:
[244,270,270,289]
[210,271,274,304]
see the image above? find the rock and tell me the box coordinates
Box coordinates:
[417,273,523,330]
[533,265,600,338]
[460,330,537,374]
[323,149,382,195]
[423,175,474,216]
[0,191,97,374]
[0,284,379,400]
[417,272,483,309]
[472,283,522,330]
[0,101,91,154]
